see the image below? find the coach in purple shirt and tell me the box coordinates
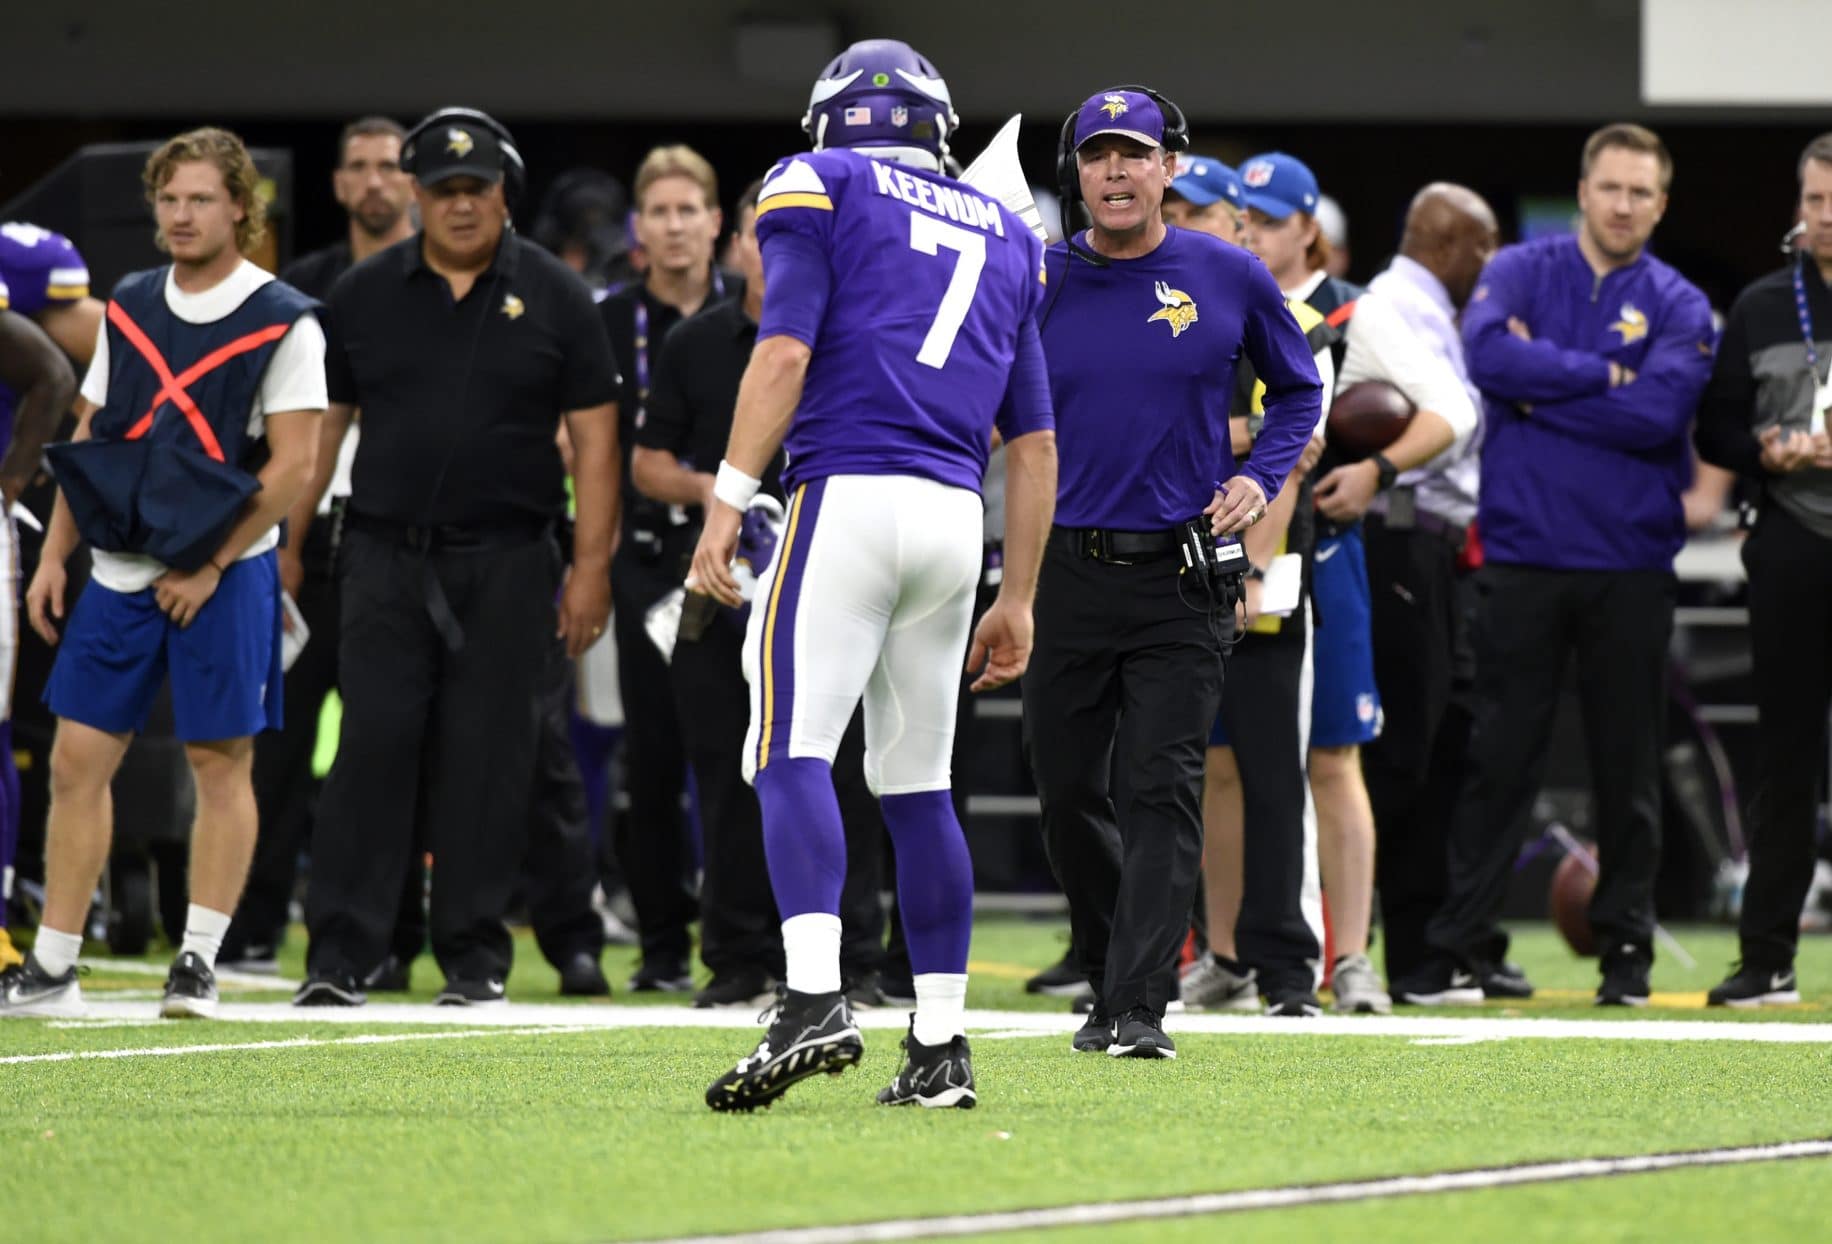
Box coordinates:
[1397,124,1715,1010]
[1025,86,1320,1060]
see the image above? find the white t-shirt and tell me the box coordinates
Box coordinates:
[78,260,327,592]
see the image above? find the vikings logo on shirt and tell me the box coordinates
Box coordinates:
[1611,303,1648,344]
[1147,281,1198,337]
[501,293,525,320]
[445,128,474,158]
[1100,94,1129,119]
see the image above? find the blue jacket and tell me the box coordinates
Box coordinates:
[1462,234,1714,571]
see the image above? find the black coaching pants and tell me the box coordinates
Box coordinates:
[1024,535,1224,1017]
[1426,563,1674,966]
[306,528,558,984]
[1738,504,1832,972]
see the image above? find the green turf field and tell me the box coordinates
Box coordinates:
[3,918,1829,1243]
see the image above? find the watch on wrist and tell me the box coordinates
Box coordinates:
[1244,564,1266,582]
[1372,452,1398,491]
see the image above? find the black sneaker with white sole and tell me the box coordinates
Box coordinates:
[706,990,863,1113]
[1707,964,1800,1008]
[877,1019,977,1109]
[1265,989,1323,1018]
[293,972,367,1007]
[1071,1004,1114,1053]
[160,951,218,1019]
[1024,952,1087,997]
[1480,960,1535,999]
[0,955,85,1019]
[1108,1007,1175,1059]
[1394,958,1485,1006]
[436,977,508,1006]
[1596,952,1651,1007]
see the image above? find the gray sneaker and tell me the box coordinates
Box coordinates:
[1179,952,1260,1011]
[1330,953,1393,1015]
[0,955,85,1019]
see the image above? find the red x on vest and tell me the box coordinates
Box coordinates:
[107,300,292,463]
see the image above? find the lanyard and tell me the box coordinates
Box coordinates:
[633,269,727,406]
[1794,258,1822,374]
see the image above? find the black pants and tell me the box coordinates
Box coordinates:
[232,516,342,954]
[307,529,557,983]
[1024,536,1224,1016]
[610,549,698,971]
[521,638,607,968]
[1426,563,1674,966]
[1738,504,1832,971]
[1223,623,1320,995]
[1361,515,1468,982]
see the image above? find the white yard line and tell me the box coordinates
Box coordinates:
[630,1140,1832,1244]
[40,1000,1832,1045]
[0,1024,593,1065]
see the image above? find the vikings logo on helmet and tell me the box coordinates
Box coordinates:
[1147,281,1198,337]
[1100,94,1129,119]
[801,38,959,168]
[1610,303,1648,344]
[445,128,474,158]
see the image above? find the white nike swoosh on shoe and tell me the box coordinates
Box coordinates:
[1772,973,1794,992]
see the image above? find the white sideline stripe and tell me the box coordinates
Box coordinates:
[633,1141,1832,1244]
[0,1024,592,1065]
[54,1001,1832,1044]
[84,957,298,991]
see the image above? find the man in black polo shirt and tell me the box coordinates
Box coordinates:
[223,115,415,973]
[597,144,736,991]
[294,108,619,1005]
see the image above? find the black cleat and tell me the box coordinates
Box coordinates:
[0,955,85,1019]
[1024,952,1087,997]
[706,990,862,1113]
[1071,1004,1115,1053]
[160,951,218,1019]
[1596,946,1651,1007]
[292,972,367,1008]
[1707,964,1800,1008]
[558,953,611,997]
[1108,1006,1175,1059]
[877,1019,977,1109]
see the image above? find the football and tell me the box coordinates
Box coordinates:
[1550,841,1600,956]
[1327,380,1416,459]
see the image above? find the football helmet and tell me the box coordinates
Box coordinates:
[801,39,958,171]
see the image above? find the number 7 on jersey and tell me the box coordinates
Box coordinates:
[908,213,986,369]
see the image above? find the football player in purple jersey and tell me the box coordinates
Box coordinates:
[692,38,1058,1112]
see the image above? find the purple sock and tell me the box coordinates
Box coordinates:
[754,757,847,919]
[0,720,14,923]
[879,789,973,975]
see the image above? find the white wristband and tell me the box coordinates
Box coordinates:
[713,460,762,510]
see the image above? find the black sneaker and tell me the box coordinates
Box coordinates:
[1072,1004,1115,1053]
[1264,988,1323,1018]
[1707,964,1800,1008]
[436,977,508,1006]
[293,972,367,1007]
[364,954,413,993]
[1108,1006,1175,1059]
[1394,958,1485,1006]
[1025,952,1087,997]
[160,951,218,1019]
[558,952,611,997]
[695,969,777,1009]
[1069,988,1097,1015]
[219,944,279,976]
[875,971,917,1009]
[877,1019,977,1109]
[705,990,863,1113]
[1480,960,1535,999]
[628,961,694,993]
[1596,946,1651,1007]
[0,954,85,1019]
[845,971,890,1009]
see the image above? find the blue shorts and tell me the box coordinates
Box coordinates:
[45,551,284,742]
[1308,526,1382,748]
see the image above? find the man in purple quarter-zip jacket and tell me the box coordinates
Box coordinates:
[1396,123,1715,1011]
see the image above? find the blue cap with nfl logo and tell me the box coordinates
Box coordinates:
[1169,157,1244,210]
[1239,152,1320,219]
[1072,89,1167,150]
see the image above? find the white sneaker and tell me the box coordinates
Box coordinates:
[1330,953,1393,1014]
[0,955,86,1019]
[1179,952,1260,1011]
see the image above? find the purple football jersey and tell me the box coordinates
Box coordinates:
[754,147,1050,493]
[0,223,91,457]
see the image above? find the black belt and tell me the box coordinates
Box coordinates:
[345,511,552,554]
[1050,524,1181,564]
[1368,507,1467,552]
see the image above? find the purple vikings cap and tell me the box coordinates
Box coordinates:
[1071,90,1167,151]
